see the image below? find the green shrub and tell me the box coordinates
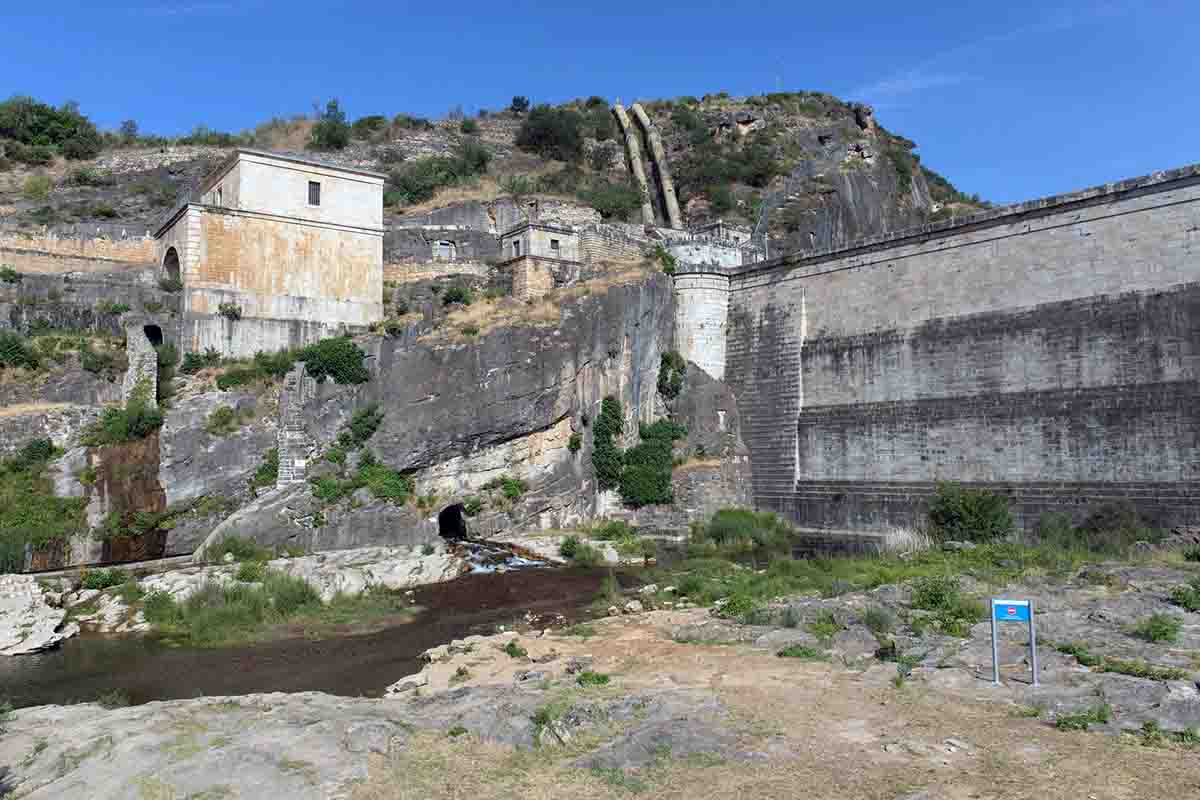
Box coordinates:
[568,432,582,453]
[463,496,483,516]
[180,348,222,374]
[1036,503,1161,556]
[717,592,762,621]
[510,96,530,114]
[459,118,479,134]
[81,381,163,446]
[1183,547,1200,563]
[81,567,127,590]
[442,285,473,306]
[22,175,53,201]
[0,438,86,572]
[777,645,826,660]
[0,331,39,370]
[652,245,677,276]
[618,420,686,507]
[577,671,610,686]
[482,474,526,500]
[95,300,130,315]
[576,177,643,220]
[309,98,350,151]
[559,534,581,560]
[503,640,527,659]
[204,405,251,436]
[807,610,843,641]
[1055,704,1111,731]
[205,534,274,564]
[909,575,984,637]
[657,351,686,400]
[250,448,279,490]
[591,396,624,490]
[927,482,1013,542]
[340,404,384,448]
[691,508,793,553]
[158,277,184,293]
[1130,613,1182,643]
[515,104,584,162]
[235,561,266,582]
[1170,578,1200,612]
[385,139,491,206]
[297,336,370,384]
[0,266,19,283]
[217,303,242,321]
[351,114,388,139]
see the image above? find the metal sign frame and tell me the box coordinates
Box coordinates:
[990,598,1038,686]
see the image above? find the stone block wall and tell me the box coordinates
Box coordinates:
[383,260,491,283]
[0,226,157,276]
[120,323,159,408]
[725,164,1200,532]
[578,225,648,264]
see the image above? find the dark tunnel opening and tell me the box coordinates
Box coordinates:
[143,324,164,347]
[438,503,468,540]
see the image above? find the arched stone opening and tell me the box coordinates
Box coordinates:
[163,247,181,284]
[143,324,164,347]
[437,503,468,540]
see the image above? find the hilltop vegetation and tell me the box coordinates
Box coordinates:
[0,90,985,242]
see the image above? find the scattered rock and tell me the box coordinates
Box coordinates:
[385,670,429,695]
[639,584,659,595]
[623,600,644,614]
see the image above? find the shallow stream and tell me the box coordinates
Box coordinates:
[2,551,617,710]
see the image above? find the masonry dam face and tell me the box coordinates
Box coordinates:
[675,165,1200,532]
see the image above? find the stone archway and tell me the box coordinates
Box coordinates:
[163,247,181,284]
[143,324,163,347]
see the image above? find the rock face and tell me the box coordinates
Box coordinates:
[0,574,78,655]
[307,272,675,533]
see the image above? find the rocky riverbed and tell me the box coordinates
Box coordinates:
[3,557,1199,799]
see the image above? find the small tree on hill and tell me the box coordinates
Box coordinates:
[310,98,351,151]
[510,96,530,114]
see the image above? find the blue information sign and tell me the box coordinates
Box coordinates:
[992,599,1031,623]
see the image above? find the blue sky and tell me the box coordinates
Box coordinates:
[3,0,1196,203]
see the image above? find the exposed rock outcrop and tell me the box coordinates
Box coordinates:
[0,574,78,655]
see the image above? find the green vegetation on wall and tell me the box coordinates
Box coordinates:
[81,380,164,446]
[589,395,686,507]
[0,439,87,573]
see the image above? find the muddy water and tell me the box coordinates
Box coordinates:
[1,567,621,710]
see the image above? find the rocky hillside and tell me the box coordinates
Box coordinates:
[0,92,987,252]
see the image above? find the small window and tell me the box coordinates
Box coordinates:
[513,240,521,257]
[215,186,223,206]
[550,239,560,251]
[308,181,321,206]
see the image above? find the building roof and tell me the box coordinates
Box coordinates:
[230,148,389,180]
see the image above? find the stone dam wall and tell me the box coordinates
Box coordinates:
[719,164,1200,532]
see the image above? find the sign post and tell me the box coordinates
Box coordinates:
[990,598,1038,687]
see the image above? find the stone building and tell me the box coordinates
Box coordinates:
[155,149,386,357]
[497,222,582,301]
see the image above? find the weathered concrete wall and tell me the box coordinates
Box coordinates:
[725,164,1200,532]
[177,207,383,356]
[0,269,178,338]
[578,225,648,264]
[673,271,730,381]
[384,226,499,265]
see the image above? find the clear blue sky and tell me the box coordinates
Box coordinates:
[4,0,1196,203]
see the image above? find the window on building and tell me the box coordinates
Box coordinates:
[513,240,521,257]
[435,241,456,261]
[215,186,223,206]
[550,239,560,252]
[308,181,321,206]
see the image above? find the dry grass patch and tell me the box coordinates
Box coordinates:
[0,400,78,419]
[421,261,651,344]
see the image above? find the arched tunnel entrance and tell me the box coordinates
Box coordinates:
[143,324,164,347]
[438,503,468,540]
[163,247,181,284]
